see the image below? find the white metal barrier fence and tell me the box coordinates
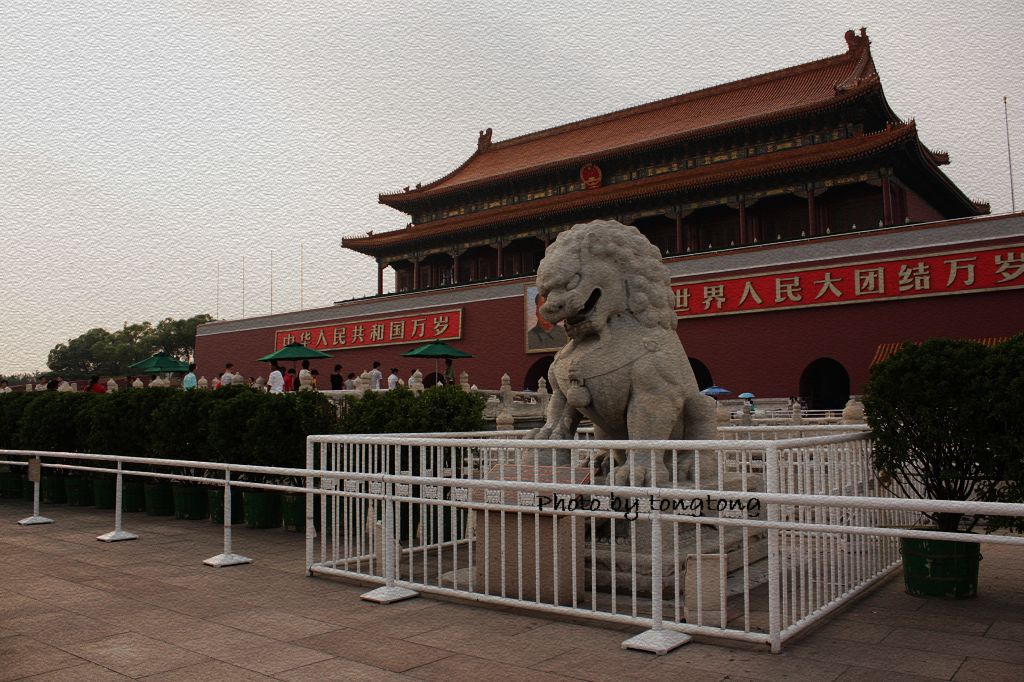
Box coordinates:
[303,433,1024,653]
[4,440,1024,654]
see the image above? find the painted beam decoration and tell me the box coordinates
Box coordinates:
[673,245,1024,318]
[274,309,463,351]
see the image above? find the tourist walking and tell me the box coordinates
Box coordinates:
[221,363,235,386]
[388,368,400,390]
[284,368,297,392]
[298,360,313,390]
[330,364,343,390]
[369,361,383,390]
[182,364,197,390]
[344,372,357,390]
[443,358,455,385]
[267,361,284,394]
[86,375,107,393]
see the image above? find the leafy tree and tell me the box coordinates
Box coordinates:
[985,334,1024,532]
[865,338,1010,533]
[46,314,212,378]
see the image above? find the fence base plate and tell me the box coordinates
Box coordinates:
[621,629,692,655]
[17,515,54,526]
[203,553,252,567]
[360,585,419,604]
[97,530,138,542]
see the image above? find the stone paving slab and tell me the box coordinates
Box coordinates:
[1,499,1022,680]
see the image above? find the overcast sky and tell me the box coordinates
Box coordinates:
[1,1,1021,374]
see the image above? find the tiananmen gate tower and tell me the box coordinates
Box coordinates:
[195,29,1024,408]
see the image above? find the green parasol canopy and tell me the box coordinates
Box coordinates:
[128,351,190,374]
[401,340,473,359]
[258,342,333,362]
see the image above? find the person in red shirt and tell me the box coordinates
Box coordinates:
[86,375,107,393]
[283,368,296,392]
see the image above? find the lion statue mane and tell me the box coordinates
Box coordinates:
[533,219,717,487]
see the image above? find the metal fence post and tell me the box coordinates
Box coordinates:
[305,438,315,575]
[361,445,418,604]
[18,457,53,526]
[622,449,691,654]
[766,442,782,653]
[97,460,137,541]
[204,469,252,567]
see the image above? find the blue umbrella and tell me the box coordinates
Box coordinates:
[701,386,731,397]
[738,392,756,399]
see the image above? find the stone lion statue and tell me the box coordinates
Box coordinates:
[533,219,717,487]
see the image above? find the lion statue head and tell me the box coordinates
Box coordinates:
[536,220,676,339]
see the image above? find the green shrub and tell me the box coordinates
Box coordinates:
[985,334,1024,532]
[0,391,38,449]
[339,385,485,434]
[865,338,1015,533]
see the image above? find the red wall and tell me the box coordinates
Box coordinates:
[195,287,1023,397]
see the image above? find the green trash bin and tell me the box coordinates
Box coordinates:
[172,484,208,520]
[901,537,981,599]
[64,475,95,506]
[144,481,174,516]
[243,489,282,529]
[208,487,246,525]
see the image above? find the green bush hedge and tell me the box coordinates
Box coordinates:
[865,334,1024,533]
[0,385,486,479]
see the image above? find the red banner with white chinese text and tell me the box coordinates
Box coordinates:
[672,245,1024,318]
[274,309,462,351]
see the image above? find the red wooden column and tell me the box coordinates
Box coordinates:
[496,241,504,277]
[881,175,893,226]
[738,201,748,244]
[452,252,460,284]
[376,261,384,296]
[412,258,420,290]
[675,212,683,253]
[807,190,817,236]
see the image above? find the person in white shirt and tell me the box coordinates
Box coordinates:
[298,359,313,391]
[221,363,235,386]
[369,361,383,390]
[0,380,11,393]
[387,368,400,390]
[267,362,285,394]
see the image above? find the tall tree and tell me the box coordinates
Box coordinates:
[46,314,212,378]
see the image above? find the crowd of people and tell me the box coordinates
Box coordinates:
[5,357,462,396]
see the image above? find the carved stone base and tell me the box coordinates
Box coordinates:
[586,524,768,598]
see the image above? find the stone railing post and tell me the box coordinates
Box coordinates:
[460,370,470,391]
[740,402,753,425]
[106,378,118,392]
[255,376,266,391]
[499,373,512,408]
[791,403,803,424]
[358,371,371,395]
[132,377,145,389]
[537,376,550,410]
[410,370,424,396]
[842,398,865,423]
[198,376,208,389]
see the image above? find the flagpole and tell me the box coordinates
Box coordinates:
[270,252,274,314]
[242,256,246,319]
[1006,96,1017,213]
[300,242,304,310]
[216,261,220,319]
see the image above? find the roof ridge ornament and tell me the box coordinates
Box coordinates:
[844,27,869,52]
[478,127,493,152]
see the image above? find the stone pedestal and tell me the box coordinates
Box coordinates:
[470,464,589,606]
[684,553,742,625]
[472,510,585,605]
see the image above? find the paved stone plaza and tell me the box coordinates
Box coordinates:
[1,499,1022,681]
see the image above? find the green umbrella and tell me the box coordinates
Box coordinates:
[402,341,472,385]
[257,342,333,362]
[401,341,473,359]
[128,351,190,374]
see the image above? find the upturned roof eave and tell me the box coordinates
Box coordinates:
[347,124,917,257]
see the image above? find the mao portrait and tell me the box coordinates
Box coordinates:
[525,285,568,352]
